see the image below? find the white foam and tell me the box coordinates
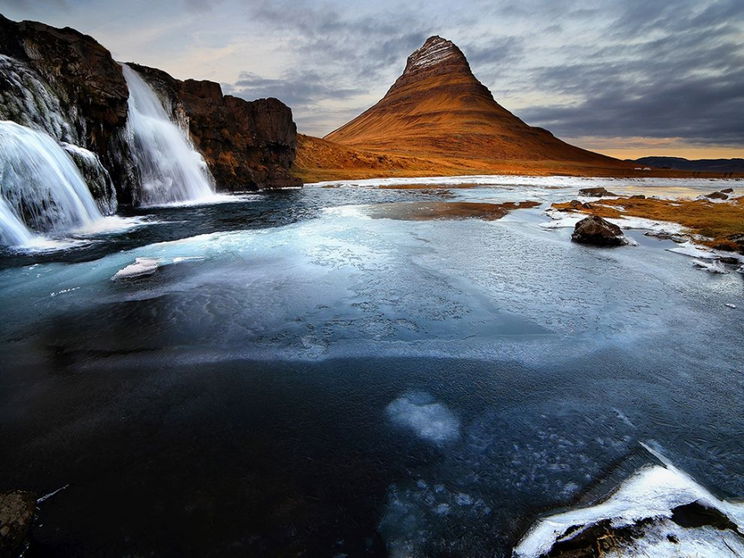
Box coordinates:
[72,215,152,236]
[141,192,248,208]
[386,392,460,444]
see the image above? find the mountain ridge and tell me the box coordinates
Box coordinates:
[633,156,744,174]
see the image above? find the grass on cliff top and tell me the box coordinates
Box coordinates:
[552,196,744,251]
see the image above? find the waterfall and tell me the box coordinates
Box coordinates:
[0,121,102,246]
[121,65,215,206]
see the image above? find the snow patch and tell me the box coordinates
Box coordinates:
[514,445,744,558]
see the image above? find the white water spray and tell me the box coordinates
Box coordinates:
[0,121,103,246]
[122,65,215,206]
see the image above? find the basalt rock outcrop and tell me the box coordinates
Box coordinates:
[0,15,299,207]
[126,63,299,190]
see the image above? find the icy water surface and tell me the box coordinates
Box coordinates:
[0,176,742,556]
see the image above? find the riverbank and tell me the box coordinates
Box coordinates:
[552,192,744,253]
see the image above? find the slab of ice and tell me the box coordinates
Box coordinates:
[111,258,161,280]
[514,445,744,558]
[386,392,460,445]
[667,241,717,259]
[692,259,727,274]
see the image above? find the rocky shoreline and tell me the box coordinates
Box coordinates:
[551,189,744,270]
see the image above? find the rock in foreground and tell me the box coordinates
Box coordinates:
[0,490,36,556]
[571,215,627,247]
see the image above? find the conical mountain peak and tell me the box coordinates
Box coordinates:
[404,36,468,74]
[389,36,475,91]
[323,35,615,169]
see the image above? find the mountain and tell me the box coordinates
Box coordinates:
[325,36,614,163]
[634,157,744,174]
[295,36,637,181]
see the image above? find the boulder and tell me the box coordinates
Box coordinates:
[0,490,36,556]
[578,187,617,197]
[720,188,734,194]
[704,191,728,200]
[571,215,627,247]
[560,200,593,212]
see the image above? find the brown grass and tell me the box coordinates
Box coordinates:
[293,135,741,183]
[552,196,744,251]
[364,201,540,221]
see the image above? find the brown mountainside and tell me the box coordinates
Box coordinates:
[295,36,650,182]
[325,36,612,163]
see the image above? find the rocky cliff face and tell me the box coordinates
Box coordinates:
[128,63,299,190]
[0,14,130,208]
[0,15,299,208]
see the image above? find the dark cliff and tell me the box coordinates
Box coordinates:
[0,14,133,205]
[0,14,299,204]
[126,63,299,190]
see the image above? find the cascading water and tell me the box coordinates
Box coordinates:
[0,54,118,218]
[0,121,103,246]
[121,64,215,206]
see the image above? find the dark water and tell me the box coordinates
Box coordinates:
[0,181,742,556]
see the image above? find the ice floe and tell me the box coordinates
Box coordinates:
[692,259,727,274]
[111,257,161,280]
[667,241,717,260]
[111,255,205,280]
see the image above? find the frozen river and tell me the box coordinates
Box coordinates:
[0,175,742,555]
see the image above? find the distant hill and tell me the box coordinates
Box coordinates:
[634,157,744,173]
[294,36,640,182]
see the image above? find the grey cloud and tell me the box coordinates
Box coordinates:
[515,0,744,144]
[6,0,739,145]
[226,69,365,107]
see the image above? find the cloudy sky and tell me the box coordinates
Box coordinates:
[3,0,743,158]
